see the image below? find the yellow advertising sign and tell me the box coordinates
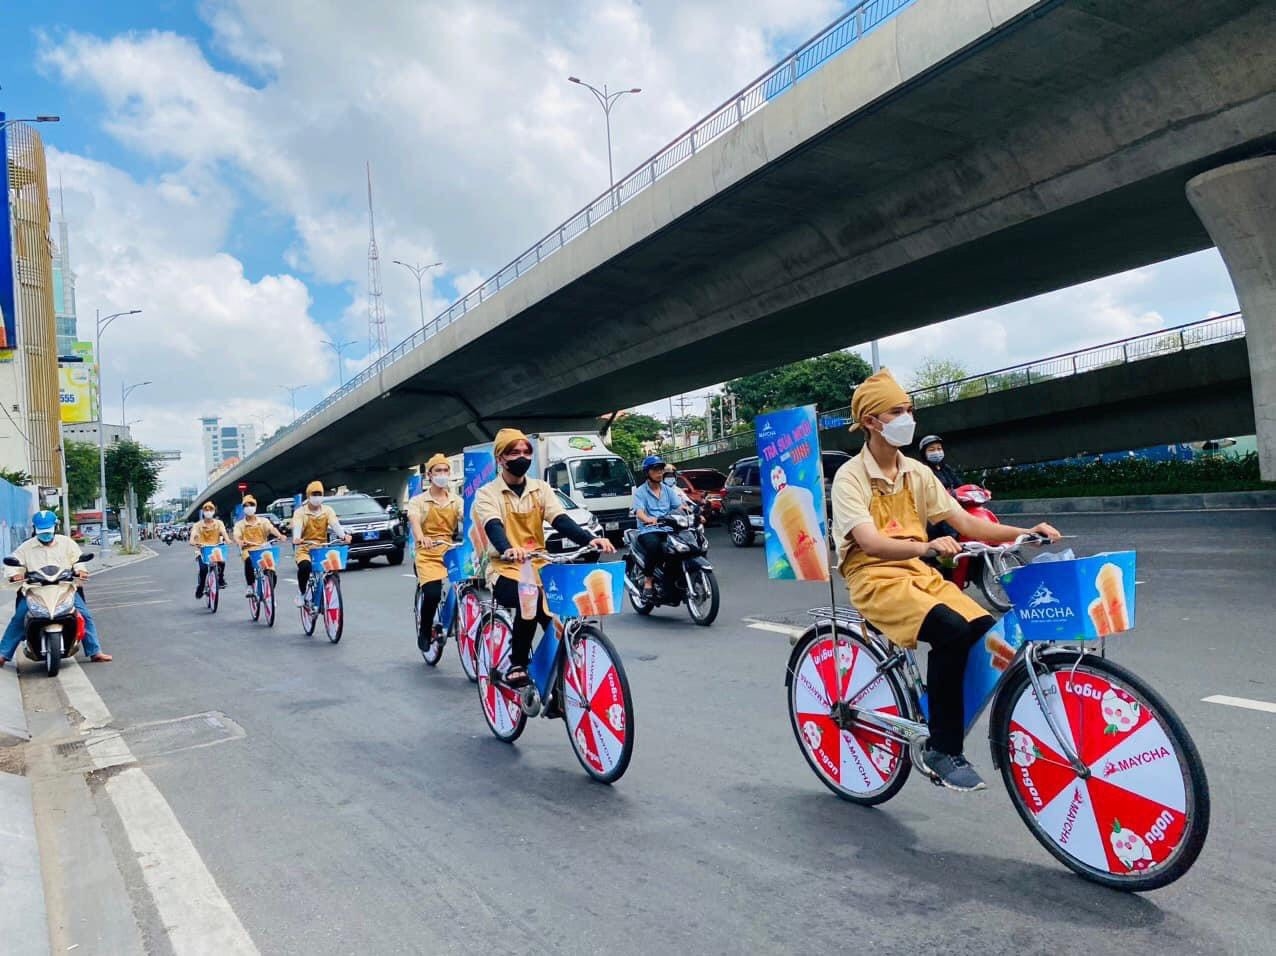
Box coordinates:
[58,363,94,423]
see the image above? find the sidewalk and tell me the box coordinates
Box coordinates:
[0,666,50,955]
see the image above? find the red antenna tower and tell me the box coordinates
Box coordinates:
[366,161,389,358]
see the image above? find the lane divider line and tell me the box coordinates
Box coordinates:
[1202,694,1276,714]
[58,663,260,954]
[744,619,806,637]
[92,599,173,612]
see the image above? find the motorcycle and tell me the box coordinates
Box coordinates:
[162,532,175,546]
[3,551,94,676]
[940,484,1023,612]
[622,506,720,625]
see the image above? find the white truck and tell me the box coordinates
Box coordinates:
[530,432,636,541]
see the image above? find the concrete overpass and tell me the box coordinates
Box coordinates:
[192,0,1276,515]
[668,316,1254,473]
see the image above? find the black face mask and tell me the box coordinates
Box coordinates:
[504,456,533,478]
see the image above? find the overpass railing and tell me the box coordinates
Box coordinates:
[665,313,1247,464]
[232,0,918,473]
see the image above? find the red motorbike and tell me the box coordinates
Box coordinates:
[941,484,1023,612]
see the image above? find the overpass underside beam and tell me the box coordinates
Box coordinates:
[1188,157,1276,480]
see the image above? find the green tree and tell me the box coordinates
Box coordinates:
[104,440,163,510]
[725,351,872,422]
[908,357,969,392]
[0,467,33,487]
[610,412,669,469]
[64,441,101,509]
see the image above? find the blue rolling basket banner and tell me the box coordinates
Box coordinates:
[1002,551,1137,643]
[540,564,624,619]
[200,545,228,564]
[309,544,349,572]
[442,545,466,582]
[247,546,280,572]
[755,405,830,582]
[462,444,495,579]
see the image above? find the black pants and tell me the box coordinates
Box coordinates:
[297,559,312,594]
[918,605,996,756]
[196,558,226,590]
[631,531,665,576]
[492,576,551,668]
[417,580,443,646]
[243,557,256,587]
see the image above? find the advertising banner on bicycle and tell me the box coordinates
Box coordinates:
[404,473,423,552]
[755,404,830,582]
[962,612,1026,733]
[200,545,228,564]
[462,443,496,578]
[247,546,280,571]
[309,544,349,572]
[1002,551,1137,643]
[540,564,624,619]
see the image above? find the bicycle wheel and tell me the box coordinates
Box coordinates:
[323,574,344,643]
[475,610,526,743]
[418,586,445,666]
[263,571,275,628]
[991,650,1209,891]
[208,571,219,614]
[300,580,318,636]
[561,624,634,783]
[249,582,261,621]
[979,551,1023,613]
[455,586,482,683]
[786,625,912,805]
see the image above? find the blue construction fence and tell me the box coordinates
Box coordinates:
[0,476,37,556]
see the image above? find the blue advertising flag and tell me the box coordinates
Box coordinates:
[462,444,496,579]
[755,405,830,581]
[404,473,423,552]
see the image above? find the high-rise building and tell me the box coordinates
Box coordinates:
[51,184,78,356]
[201,417,257,477]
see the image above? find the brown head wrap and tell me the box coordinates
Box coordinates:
[849,368,911,431]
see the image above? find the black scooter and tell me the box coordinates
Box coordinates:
[622,508,719,626]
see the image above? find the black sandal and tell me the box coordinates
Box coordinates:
[503,666,530,688]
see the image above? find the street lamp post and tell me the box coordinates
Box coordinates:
[94,308,142,535]
[568,77,641,209]
[279,385,308,422]
[322,338,358,387]
[0,116,60,134]
[121,380,151,433]
[391,261,443,333]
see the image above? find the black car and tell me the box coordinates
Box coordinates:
[323,494,406,566]
[721,450,851,547]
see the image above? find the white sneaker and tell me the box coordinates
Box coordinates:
[245,587,255,598]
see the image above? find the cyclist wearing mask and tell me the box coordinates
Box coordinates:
[918,434,961,493]
[407,454,463,653]
[831,369,1060,792]
[631,455,689,603]
[189,502,230,598]
[473,428,614,688]
[292,481,352,605]
[232,495,287,597]
[0,510,111,666]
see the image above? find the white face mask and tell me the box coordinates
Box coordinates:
[879,412,916,448]
[243,506,256,516]
[663,476,677,488]
[202,511,214,521]
[308,495,323,507]
[926,451,944,464]
[431,474,450,489]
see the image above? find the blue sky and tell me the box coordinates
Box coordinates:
[0,1,1241,495]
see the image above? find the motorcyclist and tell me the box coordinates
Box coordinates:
[0,510,112,666]
[831,370,1059,792]
[631,455,689,603]
[292,481,352,606]
[918,434,962,492]
[473,428,614,688]
[189,502,230,599]
[407,454,463,653]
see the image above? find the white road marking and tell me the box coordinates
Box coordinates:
[58,663,259,954]
[744,619,806,637]
[1202,694,1276,714]
[92,599,173,612]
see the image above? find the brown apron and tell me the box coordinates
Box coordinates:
[842,475,986,649]
[486,488,551,588]
[414,495,461,584]
[237,516,272,561]
[294,508,330,564]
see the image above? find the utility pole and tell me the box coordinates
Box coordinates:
[365,162,389,357]
[672,394,695,446]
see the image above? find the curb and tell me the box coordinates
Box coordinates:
[993,489,1276,515]
[0,669,51,955]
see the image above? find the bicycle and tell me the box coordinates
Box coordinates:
[417,545,484,681]
[784,536,1209,891]
[475,547,634,783]
[246,545,279,628]
[199,545,227,614]
[300,544,348,643]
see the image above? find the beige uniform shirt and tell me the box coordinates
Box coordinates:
[12,535,82,575]
[831,448,958,571]
[190,519,230,546]
[405,491,463,549]
[472,477,566,581]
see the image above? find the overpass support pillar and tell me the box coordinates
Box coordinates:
[1188,157,1276,480]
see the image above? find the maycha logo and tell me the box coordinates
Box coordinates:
[545,579,561,599]
[1029,583,1059,607]
[759,421,776,438]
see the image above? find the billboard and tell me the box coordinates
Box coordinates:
[58,362,93,423]
[0,114,15,352]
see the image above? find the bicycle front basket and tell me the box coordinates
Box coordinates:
[1001,551,1137,642]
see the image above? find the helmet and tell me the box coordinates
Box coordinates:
[918,434,943,452]
[640,455,665,473]
[32,510,57,543]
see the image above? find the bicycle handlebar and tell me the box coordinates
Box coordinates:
[523,545,598,564]
[926,532,1051,562]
